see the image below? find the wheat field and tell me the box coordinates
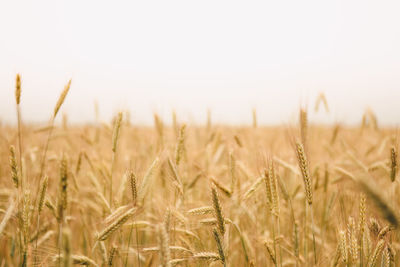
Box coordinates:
[0,77,398,266]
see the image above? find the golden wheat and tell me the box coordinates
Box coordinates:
[1,82,400,266]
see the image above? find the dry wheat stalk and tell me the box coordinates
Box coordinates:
[62,228,72,267]
[0,198,15,236]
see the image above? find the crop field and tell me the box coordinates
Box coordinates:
[0,78,398,266]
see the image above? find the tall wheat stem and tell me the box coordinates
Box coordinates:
[310,204,317,265]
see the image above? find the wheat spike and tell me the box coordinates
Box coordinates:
[369,218,381,237]
[359,193,366,235]
[111,112,123,153]
[295,142,313,205]
[268,161,279,216]
[192,252,220,261]
[38,175,48,214]
[97,208,137,241]
[264,240,276,265]
[213,228,226,266]
[72,255,99,266]
[211,177,232,197]
[211,184,225,236]
[22,190,31,247]
[58,154,68,222]
[350,232,358,264]
[339,230,348,264]
[137,157,160,204]
[331,244,341,267]
[187,206,213,215]
[368,239,385,267]
[157,223,171,267]
[300,108,308,148]
[390,146,397,182]
[54,79,71,118]
[243,176,263,200]
[358,177,398,227]
[108,245,117,266]
[9,146,19,188]
[175,123,186,166]
[229,152,236,193]
[234,135,243,147]
[75,152,83,174]
[377,225,392,240]
[263,168,273,208]
[315,92,329,113]
[385,244,395,267]
[128,170,137,205]
[15,73,21,104]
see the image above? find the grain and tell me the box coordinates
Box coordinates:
[295,142,313,205]
[97,208,137,241]
[9,146,19,188]
[54,79,71,118]
[211,184,225,236]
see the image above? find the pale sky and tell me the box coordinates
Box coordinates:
[1,0,400,125]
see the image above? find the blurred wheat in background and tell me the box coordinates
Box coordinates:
[0,75,398,266]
